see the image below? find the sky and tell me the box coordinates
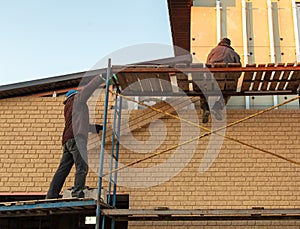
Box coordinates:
[0,1,174,86]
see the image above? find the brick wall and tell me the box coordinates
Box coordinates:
[0,96,105,192]
[0,97,64,192]
[101,109,300,209]
[1,96,300,228]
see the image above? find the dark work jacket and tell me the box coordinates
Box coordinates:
[62,75,103,145]
[206,42,241,64]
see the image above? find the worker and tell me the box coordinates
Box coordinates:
[46,75,104,199]
[201,37,241,123]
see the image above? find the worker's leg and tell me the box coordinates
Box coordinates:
[211,96,230,120]
[71,135,88,198]
[46,142,74,199]
[215,95,230,109]
[200,96,210,123]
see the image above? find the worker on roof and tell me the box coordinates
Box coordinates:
[46,75,104,199]
[201,37,241,123]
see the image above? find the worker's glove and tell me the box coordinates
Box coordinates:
[89,124,103,134]
[95,124,103,134]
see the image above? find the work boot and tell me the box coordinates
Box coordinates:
[202,110,210,123]
[200,100,210,124]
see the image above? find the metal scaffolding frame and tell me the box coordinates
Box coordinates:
[1,60,300,228]
[94,60,300,229]
[96,59,123,229]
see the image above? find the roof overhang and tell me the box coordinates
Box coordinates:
[0,54,192,99]
[0,69,108,99]
[167,0,193,55]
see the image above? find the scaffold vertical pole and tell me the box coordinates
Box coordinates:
[105,89,121,229]
[111,95,122,229]
[96,58,111,229]
[107,92,118,205]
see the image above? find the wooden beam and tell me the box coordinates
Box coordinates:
[113,66,300,74]
[102,208,300,221]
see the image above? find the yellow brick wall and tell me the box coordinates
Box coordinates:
[0,97,64,192]
[0,96,106,192]
[1,96,300,228]
[106,109,300,210]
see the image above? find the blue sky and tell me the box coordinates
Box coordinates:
[0,1,173,85]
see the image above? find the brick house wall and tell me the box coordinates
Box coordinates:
[0,97,65,192]
[1,96,300,228]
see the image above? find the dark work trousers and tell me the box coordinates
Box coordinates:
[46,135,88,198]
[199,95,230,111]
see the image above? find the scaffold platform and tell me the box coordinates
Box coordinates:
[1,199,300,222]
[0,198,110,218]
[102,207,300,221]
[113,63,300,96]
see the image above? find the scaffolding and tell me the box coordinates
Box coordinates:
[95,59,300,229]
[96,59,123,229]
[1,59,300,228]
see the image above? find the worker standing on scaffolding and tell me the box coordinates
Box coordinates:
[201,37,241,123]
[46,75,104,199]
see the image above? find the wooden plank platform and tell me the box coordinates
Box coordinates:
[113,63,300,96]
[2,198,300,222]
[102,207,300,221]
[0,198,110,218]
